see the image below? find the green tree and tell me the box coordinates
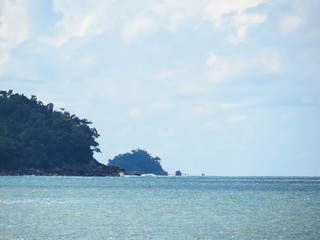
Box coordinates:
[0,90,100,170]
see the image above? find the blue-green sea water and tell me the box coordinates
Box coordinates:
[0,176,319,239]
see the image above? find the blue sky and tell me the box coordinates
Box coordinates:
[1,0,319,176]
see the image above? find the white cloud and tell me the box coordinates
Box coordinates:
[43,0,269,46]
[122,16,157,43]
[279,15,302,35]
[230,13,266,43]
[0,0,30,44]
[206,52,228,83]
[150,0,268,42]
[129,108,142,118]
[0,0,31,73]
[42,1,113,47]
[206,47,283,85]
[40,0,270,48]
[203,0,265,27]
[206,52,237,83]
[161,0,208,14]
[77,14,98,37]
[150,0,208,32]
[203,0,267,42]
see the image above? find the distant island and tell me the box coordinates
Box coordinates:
[0,90,124,176]
[108,149,168,175]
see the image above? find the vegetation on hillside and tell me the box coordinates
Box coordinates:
[108,149,168,175]
[0,90,101,170]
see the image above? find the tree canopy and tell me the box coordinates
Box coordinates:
[0,90,100,170]
[108,149,168,175]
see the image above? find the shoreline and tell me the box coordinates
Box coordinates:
[0,163,124,177]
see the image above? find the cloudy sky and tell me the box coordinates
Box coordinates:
[1,0,320,176]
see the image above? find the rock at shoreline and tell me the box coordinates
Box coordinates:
[0,162,125,177]
[127,171,142,176]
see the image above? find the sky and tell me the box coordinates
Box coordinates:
[1,0,320,176]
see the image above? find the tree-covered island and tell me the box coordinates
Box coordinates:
[0,90,124,176]
[108,149,168,175]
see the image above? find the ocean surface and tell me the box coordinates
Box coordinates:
[0,176,319,239]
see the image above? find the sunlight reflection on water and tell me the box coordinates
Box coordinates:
[0,176,319,239]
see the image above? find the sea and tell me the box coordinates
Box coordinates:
[0,176,319,240]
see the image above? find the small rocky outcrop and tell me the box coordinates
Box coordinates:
[126,171,142,176]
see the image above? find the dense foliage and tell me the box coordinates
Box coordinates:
[108,149,168,175]
[0,90,100,170]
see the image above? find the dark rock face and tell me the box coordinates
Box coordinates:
[81,163,125,176]
[0,162,125,177]
[175,170,182,176]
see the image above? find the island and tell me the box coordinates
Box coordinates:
[108,149,168,175]
[0,90,124,176]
